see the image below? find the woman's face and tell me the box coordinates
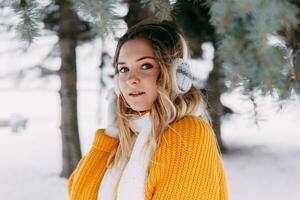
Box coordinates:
[117,37,161,112]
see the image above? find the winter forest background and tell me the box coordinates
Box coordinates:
[0,0,300,199]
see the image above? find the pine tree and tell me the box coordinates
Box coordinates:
[2,0,299,176]
[0,0,120,178]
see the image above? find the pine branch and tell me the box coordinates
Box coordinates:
[140,0,173,20]
[71,0,119,36]
[210,0,298,99]
[35,65,59,77]
[94,0,109,33]
[11,0,41,44]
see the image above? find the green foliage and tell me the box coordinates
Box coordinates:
[1,0,120,42]
[210,0,298,99]
[9,0,41,44]
[140,0,173,20]
[70,0,119,36]
[2,0,300,100]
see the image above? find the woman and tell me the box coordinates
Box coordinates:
[68,20,228,200]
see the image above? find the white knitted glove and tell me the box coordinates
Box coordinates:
[104,88,119,138]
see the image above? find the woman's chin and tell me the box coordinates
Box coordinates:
[129,105,150,112]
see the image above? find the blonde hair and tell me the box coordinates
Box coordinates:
[106,20,210,171]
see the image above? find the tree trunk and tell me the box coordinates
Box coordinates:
[57,1,82,178]
[206,50,227,152]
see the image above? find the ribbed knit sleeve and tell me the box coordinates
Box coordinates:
[145,116,228,200]
[68,129,119,200]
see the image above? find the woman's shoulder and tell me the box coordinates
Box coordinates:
[92,128,119,152]
[169,115,213,136]
[172,115,209,126]
[150,115,220,174]
[160,115,215,149]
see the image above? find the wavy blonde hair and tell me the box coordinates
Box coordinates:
[106,20,210,171]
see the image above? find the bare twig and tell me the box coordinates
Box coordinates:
[26,64,59,77]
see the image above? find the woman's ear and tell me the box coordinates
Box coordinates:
[114,74,121,97]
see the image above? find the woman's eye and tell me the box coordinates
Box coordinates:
[118,67,128,73]
[142,63,153,69]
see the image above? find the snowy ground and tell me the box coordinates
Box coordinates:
[221,92,300,200]
[0,88,299,200]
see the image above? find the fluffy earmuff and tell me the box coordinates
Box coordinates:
[171,57,193,95]
[171,34,193,95]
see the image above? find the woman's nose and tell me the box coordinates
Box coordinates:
[126,71,140,85]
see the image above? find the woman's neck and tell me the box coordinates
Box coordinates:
[136,110,149,117]
[131,110,149,117]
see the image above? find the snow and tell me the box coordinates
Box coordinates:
[1,87,299,200]
[1,24,300,200]
[221,92,300,200]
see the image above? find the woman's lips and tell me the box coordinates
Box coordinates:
[129,92,145,97]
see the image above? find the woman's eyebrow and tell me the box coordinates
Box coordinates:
[136,56,157,62]
[117,56,157,65]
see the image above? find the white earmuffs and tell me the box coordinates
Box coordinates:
[171,34,193,95]
[113,34,193,96]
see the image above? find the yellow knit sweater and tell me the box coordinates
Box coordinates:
[68,116,228,200]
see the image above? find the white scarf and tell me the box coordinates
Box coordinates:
[98,112,154,200]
